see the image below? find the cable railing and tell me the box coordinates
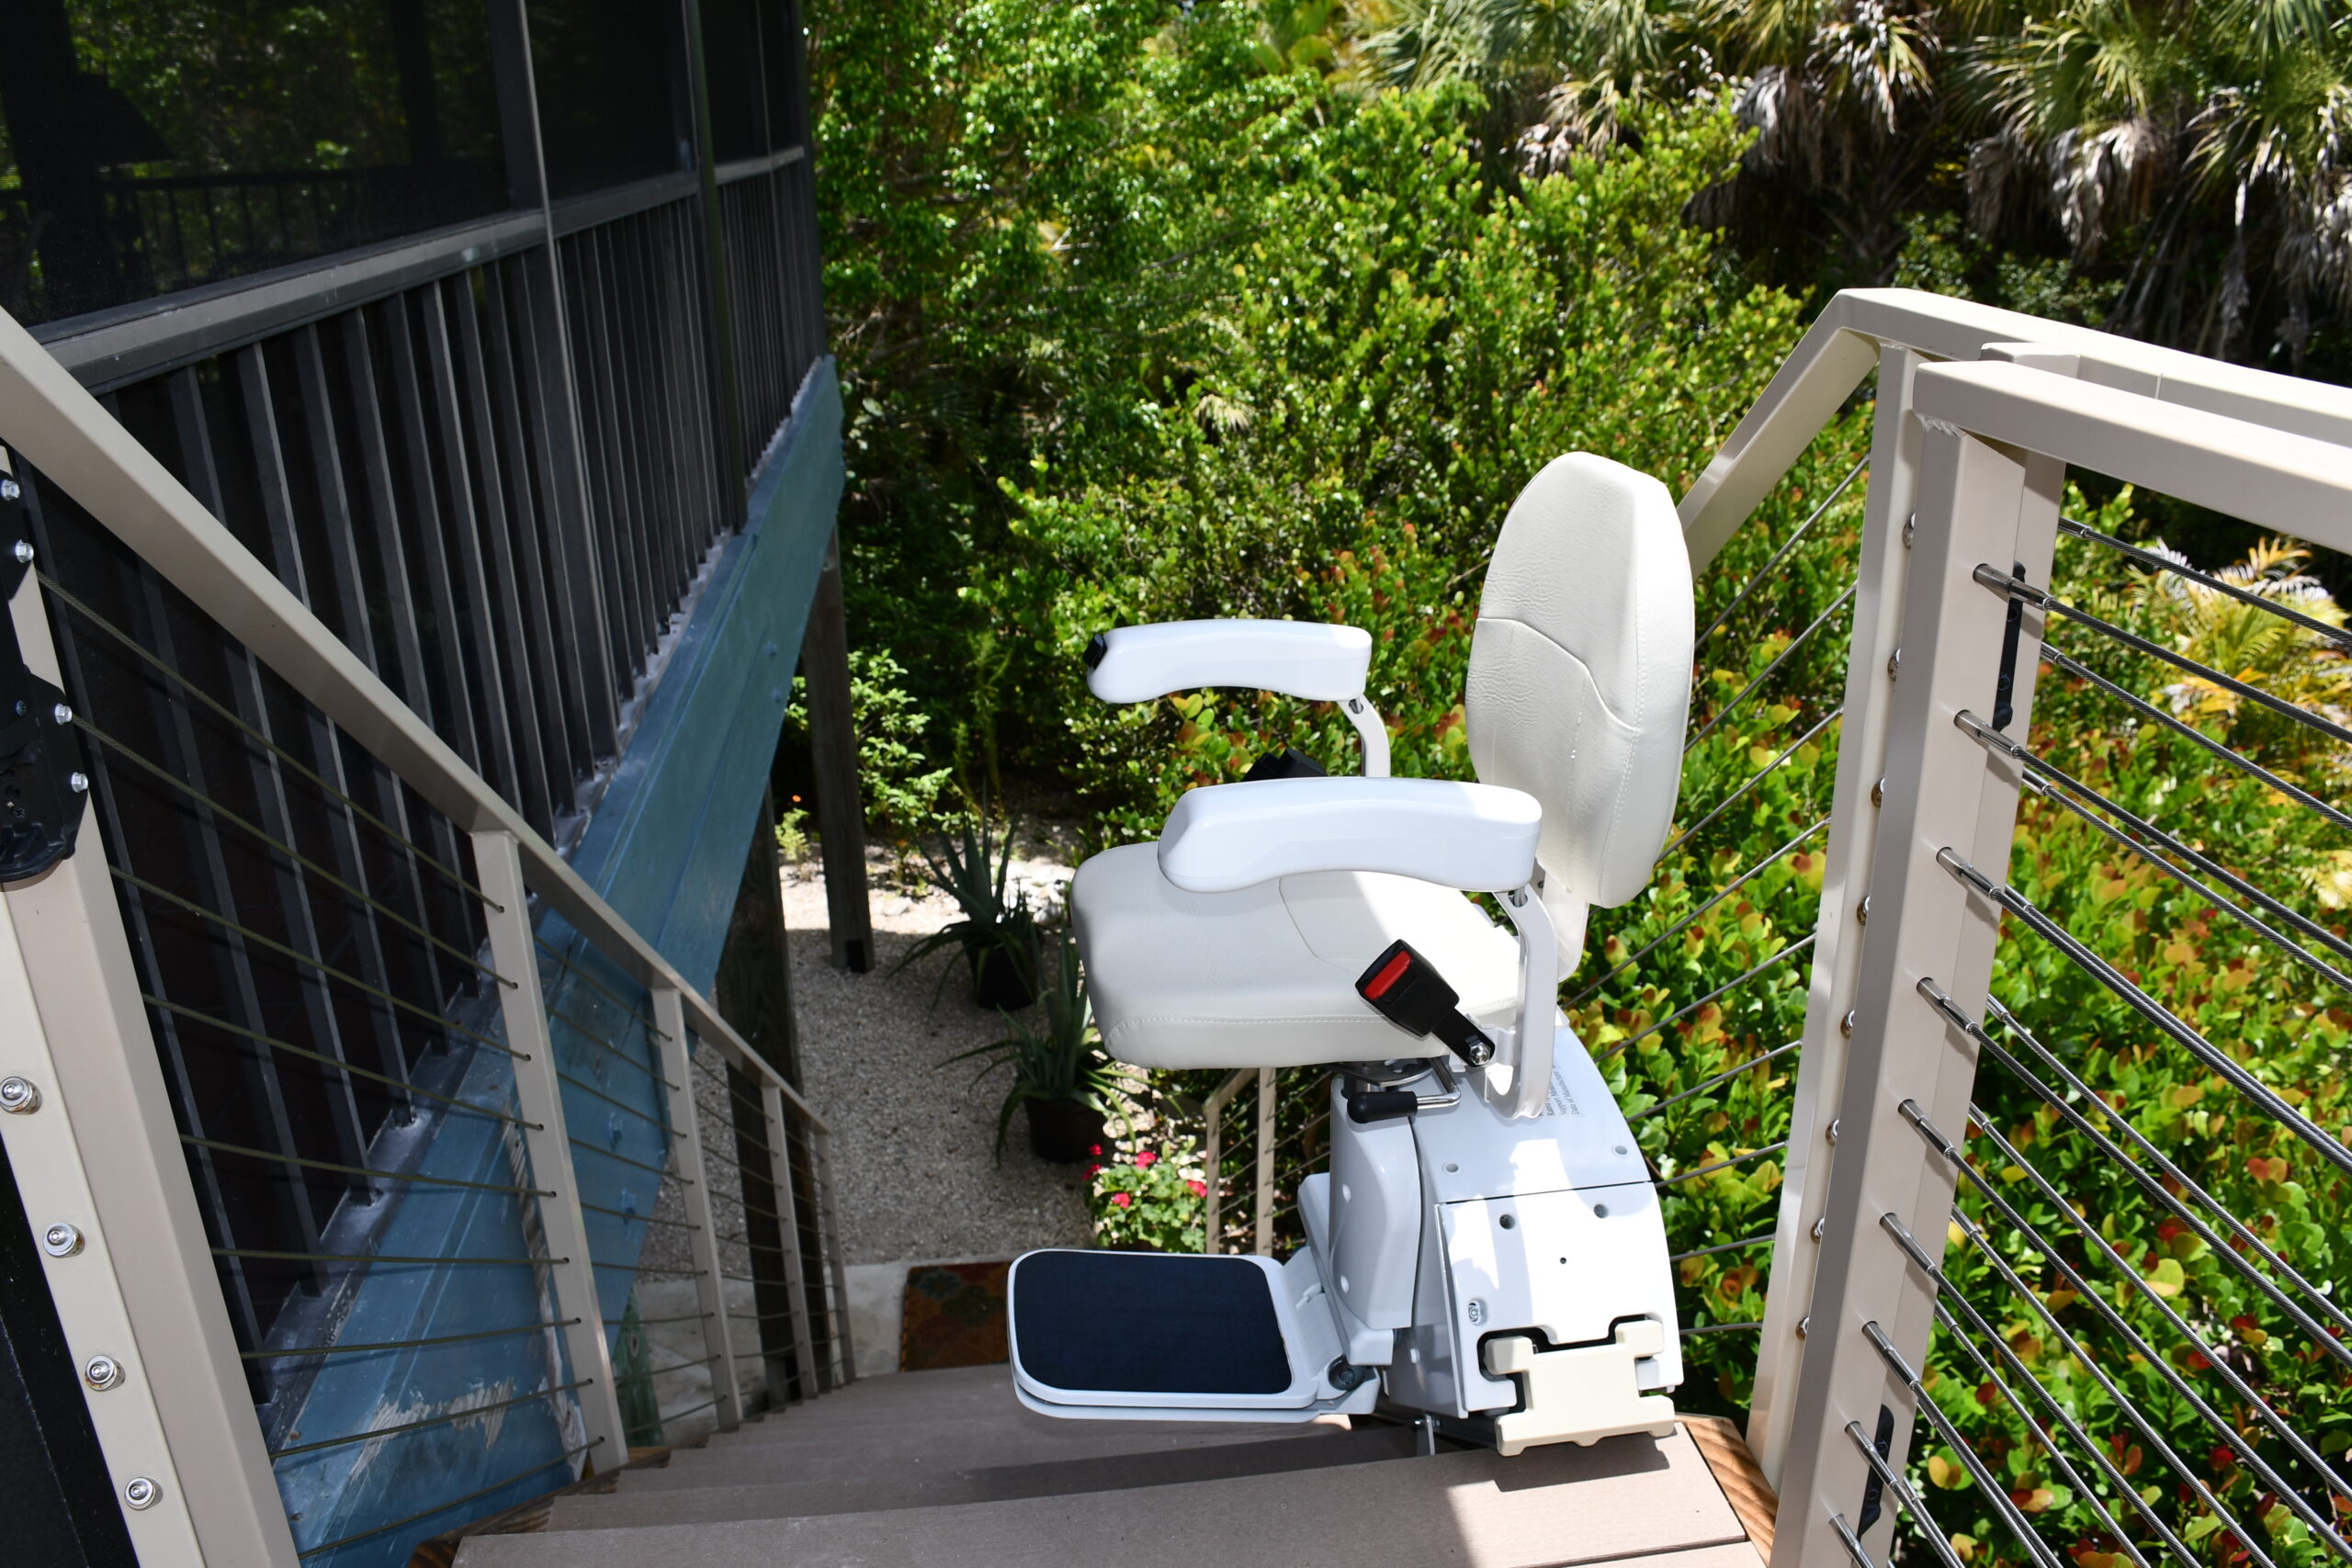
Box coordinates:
[0,291,852,1566]
[1660,292,2352,1568]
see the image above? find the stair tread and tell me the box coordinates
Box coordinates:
[626,1408,1349,1490]
[547,1427,1418,1529]
[457,1427,1753,1568]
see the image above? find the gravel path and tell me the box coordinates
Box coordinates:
[781,846,1095,1267]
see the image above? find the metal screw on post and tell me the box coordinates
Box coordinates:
[1871,775,1887,807]
[1,477,20,502]
[10,540,30,564]
[1795,1314,1812,1339]
[69,772,88,794]
[123,1477,162,1510]
[0,1076,40,1113]
[1840,1010,1857,1038]
[1826,1117,1841,1145]
[51,704,72,727]
[41,1223,83,1257]
[1902,512,1917,547]
[1812,1216,1826,1242]
[1855,895,1871,925]
[83,1355,124,1391]
[1886,648,1902,681]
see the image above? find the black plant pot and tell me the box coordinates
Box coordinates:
[1024,1097,1105,1164]
[966,943,1036,1011]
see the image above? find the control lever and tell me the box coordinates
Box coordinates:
[1353,940,1495,1066]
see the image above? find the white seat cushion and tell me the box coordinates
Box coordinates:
[1070,842,1524,1070]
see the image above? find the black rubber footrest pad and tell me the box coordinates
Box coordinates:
[1012,1251,1292,1396]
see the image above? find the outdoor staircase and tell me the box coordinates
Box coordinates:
[448,1365,1773,1567]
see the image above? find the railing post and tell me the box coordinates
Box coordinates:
[811,1123,856,1385]
[1766,390,2062,1568]
[650,988,742,1430]
[1199,1067,1249,1255]
[471,829,631,1467]
[1253,1067,1276,1257]
[0,565,299,1565]
[1749,344,1926,1482]
[758,1081,820,1400]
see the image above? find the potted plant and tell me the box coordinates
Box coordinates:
[895,810,1041,1010]
[947,924,1117,1163]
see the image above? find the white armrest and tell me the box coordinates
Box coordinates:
[1085,620,1371,704]
[1156,777,1540,894]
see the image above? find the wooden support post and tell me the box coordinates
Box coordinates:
[471,830,631,1467]
[759,1082,820,1401]
[802,528,874,970]
[651,988,741,1430]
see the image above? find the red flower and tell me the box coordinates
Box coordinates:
[1136,1150,1158,1168]
[1089,1145,1102,1157]
[1085,1164,1102,1178]
[1111,1191,1133,1208]
[1189,1179,1207,1197]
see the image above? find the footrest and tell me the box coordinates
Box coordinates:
[1008,1248,1375,1421]
[1484,1320,1679,1455]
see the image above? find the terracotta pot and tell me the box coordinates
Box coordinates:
[1024,1097,1105,1164]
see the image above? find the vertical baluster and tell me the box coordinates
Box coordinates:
[651,989,742,1429]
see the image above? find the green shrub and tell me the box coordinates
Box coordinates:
[1088,1144,1209,1252]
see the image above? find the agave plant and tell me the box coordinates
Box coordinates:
[892,809,1042,1010]
[944,923,1120,1161]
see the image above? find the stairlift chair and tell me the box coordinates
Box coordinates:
[1008,453,1696,1455]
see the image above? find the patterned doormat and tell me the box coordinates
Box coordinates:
[900,1260,1011,1371]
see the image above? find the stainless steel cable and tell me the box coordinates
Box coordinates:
[2058,515,2352,651]
[179,1134,554,1197]
[268,1378,594,1459]
[1937,848,2352,1179]
[1686,584,1857,757]
[1956,708,2352,978]
[248,1316,582,1359]
[76,717,514,988]
[1858,1322,2068,1568]
[1629,1040,1803,1125]
[1669,1232,1777,1263]
[1964,998,2352,1366]
[1933,1203,2279,1568]
[117,868,519,1057]
[1572,818,1829,1007]
[39,573,498,908]
[292,1437,602,1557]
[534,931,672,1038]
[1661,707,1842,861]
[1656,1142,1787,1188]
[1986,997,2352,1347]
[1597,935,1815,1063]
[1694,458,1868,652]
[141,993,537,1128]
[2042,648,2352,835]
[1978,565,2352,750]
[1909,1100,2352,1561]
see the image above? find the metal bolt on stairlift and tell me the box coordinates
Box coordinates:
[0,1076,40,1113]
[42,1224,83,1257]
[124,1477,162,1510]
[83,1355,124,1391]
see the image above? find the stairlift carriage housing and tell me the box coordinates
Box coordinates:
[1007,454,1698,1456]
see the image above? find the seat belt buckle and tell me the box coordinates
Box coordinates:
[1354,939,1496,1066]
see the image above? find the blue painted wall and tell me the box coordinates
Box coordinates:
[287,359,843,1567]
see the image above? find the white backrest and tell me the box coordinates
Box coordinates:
[1465,453,1694,935]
